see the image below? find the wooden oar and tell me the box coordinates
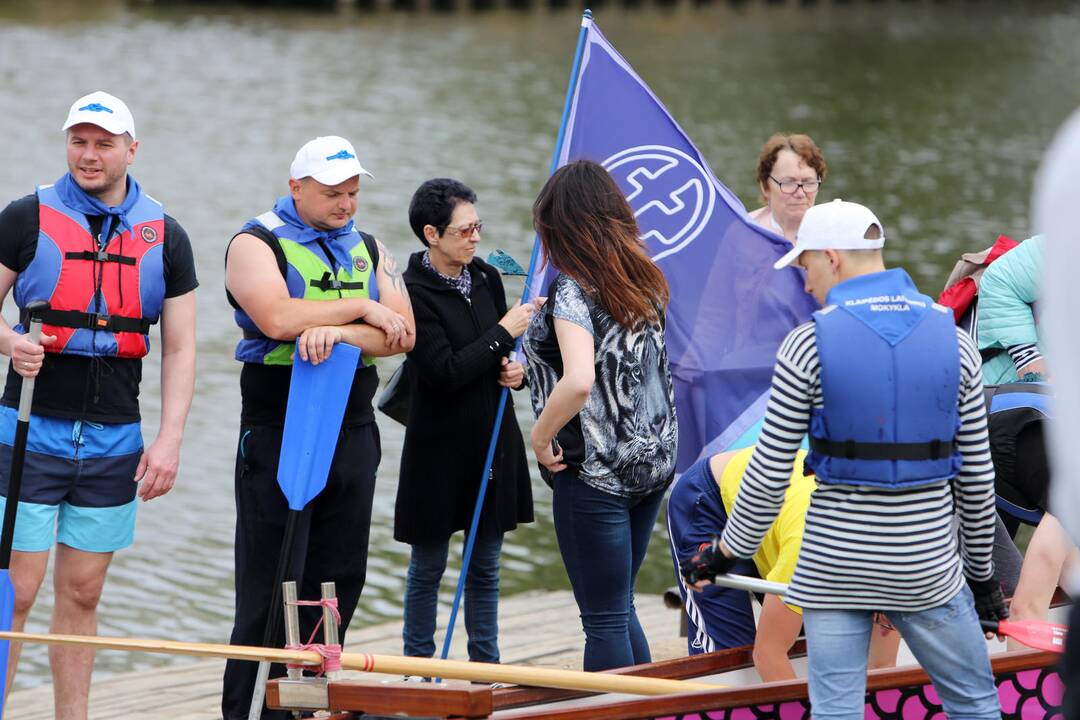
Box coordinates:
[981,619,1067,653]
[0,631,721,696]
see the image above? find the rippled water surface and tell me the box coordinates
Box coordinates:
[1,0,1079,687]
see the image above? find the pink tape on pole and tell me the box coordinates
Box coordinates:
[283,597,343,675]
[285,643,342,676]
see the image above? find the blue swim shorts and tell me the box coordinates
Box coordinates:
[0,407,142,553]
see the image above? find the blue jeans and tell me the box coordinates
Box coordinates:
[552,473,666,671]
[803,586,1000,720]
[401,533,503,663]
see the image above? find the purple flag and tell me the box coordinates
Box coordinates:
[529,19,819,471]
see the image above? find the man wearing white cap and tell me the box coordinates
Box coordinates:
[0,91,197,716]
[681,200,1005,718]
[223,136,414,719]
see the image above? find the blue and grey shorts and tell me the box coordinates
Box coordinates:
[0,407,142,553]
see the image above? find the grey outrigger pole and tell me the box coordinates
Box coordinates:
[710,573,789,597]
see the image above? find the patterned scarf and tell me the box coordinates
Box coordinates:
[422,250,472,299]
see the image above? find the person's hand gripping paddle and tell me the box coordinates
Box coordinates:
[247,340,360,720]
[0,299,48,717]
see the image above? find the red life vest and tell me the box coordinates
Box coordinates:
[937,234,1019,323]
[15,184,166,359]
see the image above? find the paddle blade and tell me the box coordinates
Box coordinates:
[0,569,13,718]
[277,343,361,510]
[983,618,1068,653]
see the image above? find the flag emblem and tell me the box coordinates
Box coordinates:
[603,145,716,262]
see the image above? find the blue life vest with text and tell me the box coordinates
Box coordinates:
[806,268,963,488]
[15,184,165,359]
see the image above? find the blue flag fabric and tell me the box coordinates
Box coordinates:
[277,342,361,510]
[529,21,819,471]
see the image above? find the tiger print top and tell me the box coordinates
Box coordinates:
[523,273,678,497]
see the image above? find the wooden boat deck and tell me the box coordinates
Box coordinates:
[6,590,688,719]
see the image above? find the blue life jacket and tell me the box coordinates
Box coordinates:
[806,268,963,488]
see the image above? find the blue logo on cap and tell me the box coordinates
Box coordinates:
[325,150,356,161]
[78,103,114,114]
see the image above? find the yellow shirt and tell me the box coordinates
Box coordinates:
[717,446,814,612]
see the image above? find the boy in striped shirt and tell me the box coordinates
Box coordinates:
[682,200,1007,719]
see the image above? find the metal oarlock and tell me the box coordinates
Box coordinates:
[271,581,340,714]
[320,582,342,681]
[282,582,304,719]
[282,582,302,681]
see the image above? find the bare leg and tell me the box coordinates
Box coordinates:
[49,544,112,720]
[867,625,901,669]
[1009,513,1079,650]
[3,550,49,699]
[751,595,803,681]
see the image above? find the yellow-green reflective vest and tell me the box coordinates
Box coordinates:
[230,210,378,367]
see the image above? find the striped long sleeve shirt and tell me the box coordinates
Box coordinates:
[720,321,997,611]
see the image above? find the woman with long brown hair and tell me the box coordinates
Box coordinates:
[523,160,678,671]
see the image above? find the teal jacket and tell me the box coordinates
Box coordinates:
[977,235,1044,385]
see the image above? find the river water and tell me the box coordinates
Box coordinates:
[1,0,1078,687]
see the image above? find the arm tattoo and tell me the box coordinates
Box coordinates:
[377,239,411,304]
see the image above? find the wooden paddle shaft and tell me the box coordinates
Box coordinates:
[347,653,718,695]
[0,631,719,696]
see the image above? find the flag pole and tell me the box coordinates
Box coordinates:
[439,9,593,661]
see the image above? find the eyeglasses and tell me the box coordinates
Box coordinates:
[769,176,821,195]
[440,222,483,239]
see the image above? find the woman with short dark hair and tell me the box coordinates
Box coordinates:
[523,160,678,671]
[395,178,536,663]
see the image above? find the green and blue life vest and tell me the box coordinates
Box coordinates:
[228,210,379,366]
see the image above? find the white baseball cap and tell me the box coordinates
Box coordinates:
[62,91,136,140]
[290,136,373,186]
[773,199,885,270]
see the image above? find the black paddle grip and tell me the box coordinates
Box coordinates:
[0,300,49,569]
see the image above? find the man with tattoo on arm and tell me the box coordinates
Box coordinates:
[221,136,414,720]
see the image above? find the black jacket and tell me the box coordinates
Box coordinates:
[393,252,533,544]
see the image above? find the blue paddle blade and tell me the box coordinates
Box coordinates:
[277,342,361,511]
[486,249,527,276]
[0,569,13,719]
